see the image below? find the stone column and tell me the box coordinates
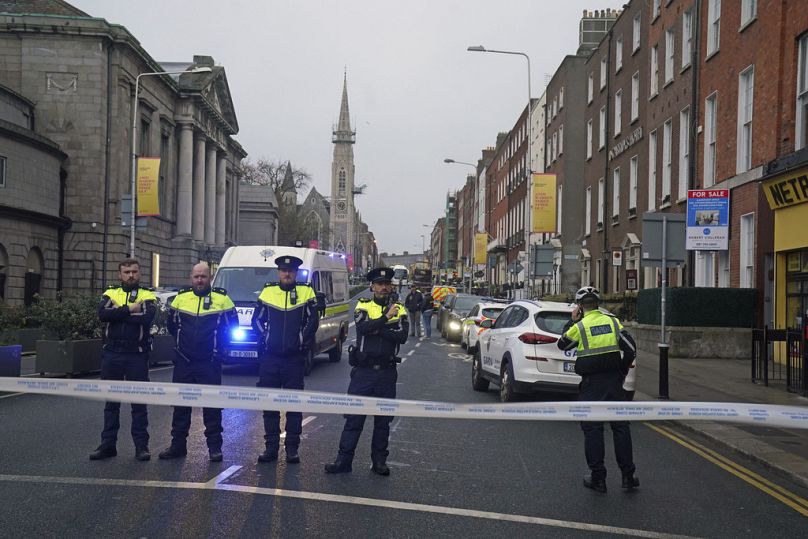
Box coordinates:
[193,135,206,241]
[205,145,217,244]
[176,124,193,236]
[215,154,227,246]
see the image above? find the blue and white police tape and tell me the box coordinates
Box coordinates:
[1,377,807,429]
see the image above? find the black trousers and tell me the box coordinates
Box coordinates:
[337,366,397,463]
[100,350,149,449]
[170,352,223,451]
[258,355,304,451]
[579,370,635,480]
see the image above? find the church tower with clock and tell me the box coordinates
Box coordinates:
[330,72,356,260]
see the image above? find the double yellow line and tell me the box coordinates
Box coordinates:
[647,423,808,517]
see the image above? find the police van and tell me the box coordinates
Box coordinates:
[212,245,351,374]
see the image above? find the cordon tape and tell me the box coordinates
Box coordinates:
[1,378,807,429]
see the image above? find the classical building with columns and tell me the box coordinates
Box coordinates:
[0,1,246,300]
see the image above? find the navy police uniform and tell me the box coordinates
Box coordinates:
[251,256,319,463]
[160,286,237,460]
[93,283,157,460]
[325,267,409,476]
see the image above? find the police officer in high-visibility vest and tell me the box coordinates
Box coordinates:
[252,255,319,465]
[158,262,238,463]
[558,286,639,493]
[90,258,157,461]
[325,267,409,476]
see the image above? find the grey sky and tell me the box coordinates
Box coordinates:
[72,0,620,255]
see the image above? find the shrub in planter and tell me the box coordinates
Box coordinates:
[33,295,105,376]
[0,304,46,352]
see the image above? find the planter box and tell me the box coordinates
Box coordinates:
[0,345,22,377]
[0,328,44,353]
[35,339,103,376]
[150,334,176,365]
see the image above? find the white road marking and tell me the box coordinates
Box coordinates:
[204,465,242,488]
[150,366,174,373]
[415,343,421,348]
[0,473,698,538]
[280,415,317,439]
[406,350,414,357]
[0,392,25,400]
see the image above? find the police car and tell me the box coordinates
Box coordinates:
[471,299,636,402]
[460,300,508,354]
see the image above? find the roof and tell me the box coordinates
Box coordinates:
[0,0,89,16]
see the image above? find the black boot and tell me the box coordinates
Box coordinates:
[324,457,352,474]
[135,447,151,461]
[285,447,300,464]
[209,450,223,463]
[257,448,278,463]
[89,445,117,461]
[158,446,187,460]
[371,461,390,476]
[621,474,639,491]
[583,474,607,493]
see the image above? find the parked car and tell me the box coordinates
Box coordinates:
[441,294,484,342]
[433,287,457,332]
[472,300,636,402]
[461,301,508,353]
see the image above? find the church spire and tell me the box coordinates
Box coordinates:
[332,70,356,144]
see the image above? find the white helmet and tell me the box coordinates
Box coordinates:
[575,286,600,302]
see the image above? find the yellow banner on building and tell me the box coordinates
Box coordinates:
[136,157,161,216]
[531,173,557,233]
[474,232,488,265]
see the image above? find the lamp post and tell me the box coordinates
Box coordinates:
[467,45,533,298]
[129,66,211,258]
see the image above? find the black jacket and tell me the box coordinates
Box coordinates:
[167,287,238,362]
[355,297,409,361]
[404,291,423,312]
[252,283,319,358]
[98,285,157,353]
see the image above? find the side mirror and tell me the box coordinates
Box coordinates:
[480,319,494,329]
[315,291,327,316]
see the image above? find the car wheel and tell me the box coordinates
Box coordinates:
[460,332,467,350]
[471,350,489,391]
[328,331,344,363]
[303,348,314,376]
[499,359,516,403]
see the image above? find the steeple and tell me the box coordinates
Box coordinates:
[332,70,356,144]
[280,160,297,206]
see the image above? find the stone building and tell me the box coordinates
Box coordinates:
[330,74,357,260]
[237,184,278,246]
[0,1,246,298]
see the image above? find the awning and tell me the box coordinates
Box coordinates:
[580,248,591,259]
[622,232,641,248]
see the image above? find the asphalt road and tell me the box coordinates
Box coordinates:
[1,289,807,537]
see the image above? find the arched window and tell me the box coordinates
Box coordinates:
[338,169,346,196]
[24,246,44,306]
[304,211,323,243]
[0,243,8,301]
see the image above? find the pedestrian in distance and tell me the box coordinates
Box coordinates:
[90,258,156,461]
[252,256,319,465]
[158,262,238,463]
[325,267,409,476]
[557,286,639,493]
[404,287,423,337]
[420,288,434,338]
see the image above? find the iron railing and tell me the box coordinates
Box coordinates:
[752,325,806,396]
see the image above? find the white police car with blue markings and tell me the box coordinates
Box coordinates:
[472,300,636,402]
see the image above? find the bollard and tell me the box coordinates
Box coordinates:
[658,342,670,400]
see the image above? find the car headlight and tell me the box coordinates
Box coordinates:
[448,321,461,330]
[231,328,247,341]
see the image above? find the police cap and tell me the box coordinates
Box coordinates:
[367,267,394,283]
[275,255,303,270]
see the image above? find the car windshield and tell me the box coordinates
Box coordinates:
[481,307,504,319]
[534,311,573,335]
[453,296,482,312]
[213,267,279,303]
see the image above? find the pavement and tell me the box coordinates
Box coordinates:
[634,349,808,489]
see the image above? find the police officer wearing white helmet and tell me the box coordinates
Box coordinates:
[557,286,639,494]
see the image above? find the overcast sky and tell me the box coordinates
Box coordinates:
[73,0,620,255]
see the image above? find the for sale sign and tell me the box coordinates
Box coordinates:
[686,189,729,250]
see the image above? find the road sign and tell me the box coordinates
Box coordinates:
[626,269,638,290]
[612,250,623,266]
[531,244,555,276]
[641,212,686,266]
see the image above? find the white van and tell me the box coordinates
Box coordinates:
[212,245,351,375]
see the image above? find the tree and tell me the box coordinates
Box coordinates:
[235,159,312,192]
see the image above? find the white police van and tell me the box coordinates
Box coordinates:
[212,245,351,375]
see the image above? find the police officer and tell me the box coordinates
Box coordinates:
[252,255,319,464]
[325,267,409,476]
[158,262,238,462]
[90,258,156,461]
[557,286,639,493]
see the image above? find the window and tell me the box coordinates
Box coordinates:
[0,155,5,188]
[552,132,558,161]
[694,250,715,287]
[798,36,808,150]
[629,155,638,213]
[558,124,564,155]
[614,90,622,135]
[586,120,593,159]
[612,168,620,221]
[707,0,721,56]
[741,0,756,27]
[159,133,169,216]
[679,107,690,200]
[737,66,754,173]
[585,186,592,234]
[559,86,565,109]
[552,96,558,118]
[597,177,605,228]
[633,13,641,52]
[588,73,594,104]
[650,44,659,96]
[648,130,658,211]
[662,119,672,203]
[682,9,693,68]
[615,36,623,72]
[704,92,718,186]
[600,56,607,90]
[631,72,640,121]
[717,251,730,288]
[740,213,755,287]
[652,0,660,20]
[665,29,675,84]
[599,106,606,149]
[139,119,150,156]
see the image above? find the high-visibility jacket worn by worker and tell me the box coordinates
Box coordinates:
[252,283,319,357]
[168,287,238,362]
[353,297,409,364]
[98,285,157,353]
[558,309,635,376]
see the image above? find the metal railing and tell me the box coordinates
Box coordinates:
[751,325,806,396]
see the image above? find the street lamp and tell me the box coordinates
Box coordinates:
[129,66,212,258]
[468,45,534,297]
